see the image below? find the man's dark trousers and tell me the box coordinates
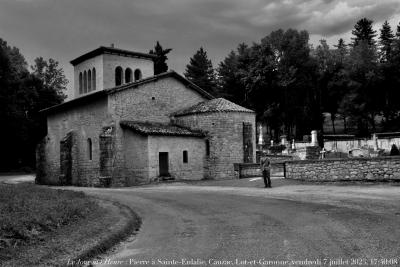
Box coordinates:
[263,169,271,188]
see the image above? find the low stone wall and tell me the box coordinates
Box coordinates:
[234,163,260,178]
[285,156,400,181]
[234,161,287,179]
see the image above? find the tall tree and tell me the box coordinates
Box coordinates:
[218,29,321,139]
[396,22,400,38]
[325,38,350,133]
[184,47,217,96]
[351,18,377,46]
[31,57,68,100]
[0,38,65,170]
[314,40,341,134]
[392,22,400,57]
[379,21,395,62]
[334,38,348,63]
[265,29,320,137]
[345,40,380,134]
[217,43,251,105]
[379,21,400,128]
[149,41,172,75]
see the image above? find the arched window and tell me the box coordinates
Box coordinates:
[79,72,83,94]
[134,69,142,81]
[92,68,96,91]
[87,138,92,160]
[83,71,87,93]
[88,69,92,92]
[115,66,123,86]
[125,68,132,83]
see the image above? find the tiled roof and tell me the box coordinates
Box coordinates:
[172,98,254,117]
[40,71,214,114]
[120,121,205,137]
[70,46,157,66]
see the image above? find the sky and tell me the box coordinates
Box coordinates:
[1,0,400,97]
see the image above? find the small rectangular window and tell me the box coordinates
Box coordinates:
[206,140,210,156]
[183,150,188,163]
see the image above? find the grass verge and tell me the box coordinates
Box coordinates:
[0,184,140,266]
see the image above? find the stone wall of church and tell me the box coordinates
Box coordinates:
[174,112,256,179]
[38,77,209,187]
[108,77,208,185]
[122,130,150,185]
[147,135,206,181]
[39,97,113,186]
[109,77,207,123]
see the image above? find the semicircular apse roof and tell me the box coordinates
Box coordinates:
[172,98,254,117]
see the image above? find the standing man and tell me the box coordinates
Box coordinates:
[260,155,271,188]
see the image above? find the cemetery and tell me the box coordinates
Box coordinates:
[237,126,400,182]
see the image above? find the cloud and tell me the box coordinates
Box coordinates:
[239,0,400,36]
[1,0,400,97]
[305,0,400,35]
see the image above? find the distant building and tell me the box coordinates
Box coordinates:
[36,46,256,186]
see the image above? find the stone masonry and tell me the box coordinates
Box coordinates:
[174,112,256,179]
[106,76,210,186]
[39,72,240,186]
[38,46,257,187]
[285,156,400,181]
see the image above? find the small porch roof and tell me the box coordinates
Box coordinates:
[120,120,205,137]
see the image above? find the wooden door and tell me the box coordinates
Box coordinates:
[159,152,169,176]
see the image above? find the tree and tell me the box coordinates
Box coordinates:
[216,19,400,137]
[379,22,400,129]
[396,22,400,38]
[392,22,400,59]
[351,18,377,46]
[149,41,172,75]
[184,47,217,96]
[314,40,340,134]
[217,43,251,105]
[218,29,321,139]
[0,38,65,170]
[262,29,320,137]
[345,40,381,134]
[379,21,395,62]
[31,57,68,100]
[334,38,348,63]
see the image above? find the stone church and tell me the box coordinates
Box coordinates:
[36,46,256,187]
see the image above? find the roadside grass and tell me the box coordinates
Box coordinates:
[0,183,133,266]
